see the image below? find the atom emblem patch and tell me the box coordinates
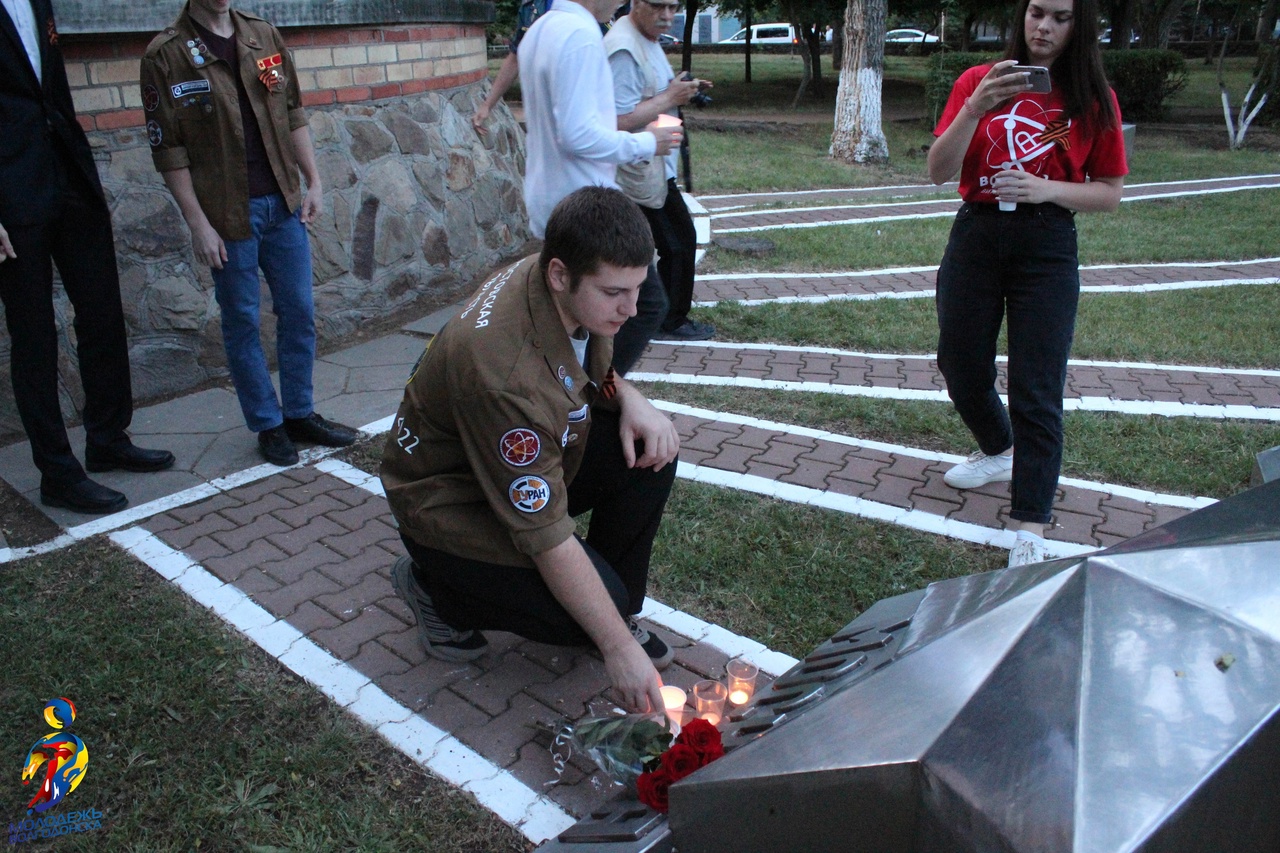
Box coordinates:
[509,475,550,513]
[499,428,541,467]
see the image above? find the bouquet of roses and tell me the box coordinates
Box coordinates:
[635,718,725,813]
[562,712,677,790]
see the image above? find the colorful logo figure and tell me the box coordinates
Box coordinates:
[21,698,88,815]
[500,428,541,467]
[985,100,1068,176]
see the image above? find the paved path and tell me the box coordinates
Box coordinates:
[709,174,1280,233]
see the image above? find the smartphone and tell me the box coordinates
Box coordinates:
[1009,65,1052,94]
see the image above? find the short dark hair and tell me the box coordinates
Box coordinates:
[1004,0,1118,131]
[539,187,654,289]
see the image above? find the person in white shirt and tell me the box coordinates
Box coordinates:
[519,0,681,373]
[606,0,715,340]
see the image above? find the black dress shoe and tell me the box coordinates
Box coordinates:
[258,425,300,466]
[659,319,716,341]
[284,412,358,447]
[85,441,176,473]
[41,478,128,514]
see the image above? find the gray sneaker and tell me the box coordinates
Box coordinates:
[392,557,488,662]
[1007,532,1052,568]
[628,616,674,670]
[944,450,1013,489]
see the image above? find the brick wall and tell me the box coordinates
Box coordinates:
[62,24,490,132]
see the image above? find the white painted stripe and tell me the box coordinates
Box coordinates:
[1125,173,1280,188]
[710,196,962,219]
[315,457,386,496]
[676,461,1096,558]
[635,372,1280,423]
[111,527,576,844]
[0,533,79,565]
[650,400,1217,510]
[718,209,957,233]
[697,182,960,202]
[1120,183,1280,203]
[642,340,1280,378]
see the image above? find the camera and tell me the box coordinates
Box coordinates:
[680,72,712,108]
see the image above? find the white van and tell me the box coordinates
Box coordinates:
[718,23,796,45]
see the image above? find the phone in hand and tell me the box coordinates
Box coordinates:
[1009,65,1051,94]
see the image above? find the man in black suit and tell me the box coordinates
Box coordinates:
[0,0,174,514]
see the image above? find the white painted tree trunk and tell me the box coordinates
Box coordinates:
[831,0,888,163]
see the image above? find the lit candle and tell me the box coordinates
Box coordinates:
[728,689,749,706]
[660,685,686,726]
[726,658,759,706]
[702,712,721,726]
[655,113,683,128]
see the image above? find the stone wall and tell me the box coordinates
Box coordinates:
[0,21,527,436]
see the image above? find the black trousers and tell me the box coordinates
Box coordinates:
[401,407,677,645]
[0,150,132,487]
[642,179,699,332]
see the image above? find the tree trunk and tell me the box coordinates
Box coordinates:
[681,0,699,74]
[1107,0,1135,50]
[807,24,824,98]
[831,0,888,163]
[1258,0,1278,42]
[791,15,814,110]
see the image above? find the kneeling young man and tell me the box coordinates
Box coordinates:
[381,187,679,713]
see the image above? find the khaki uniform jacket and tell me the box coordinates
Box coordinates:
[140,4,307,240]
[381,256,614,569]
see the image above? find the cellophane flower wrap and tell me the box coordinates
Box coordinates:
[565,712,677,790]
[636,718,725,813]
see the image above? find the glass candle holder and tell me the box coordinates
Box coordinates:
[692,680,728,726]
[726,658,759,706]
[659,685,687,728]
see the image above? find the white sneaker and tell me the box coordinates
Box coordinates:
[944,450,1013,489]
[1007,531,1051,567]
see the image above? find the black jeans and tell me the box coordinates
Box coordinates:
[935,202,1079,525]
[0,151,133,487]
[401,407,677,644]
[611,260,668,376]
[642,179,698,331]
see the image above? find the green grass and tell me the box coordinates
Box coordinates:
[0,541,530,853]
[648,479,1007,657]
[637,385,1280,499]
[693,281,1280,368]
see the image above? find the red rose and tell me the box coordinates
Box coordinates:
[660,743,702,780]
[677,718,723,758]
[637,766,672,813]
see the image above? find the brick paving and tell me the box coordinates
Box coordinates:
[634,343,1280,410]
[132,464,757,818]
[708,174,1280,232]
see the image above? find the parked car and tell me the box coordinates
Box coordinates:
[718,23,797,45]
[1098,28,1139,44]
[885,28,940,44]
[658,32,681,45]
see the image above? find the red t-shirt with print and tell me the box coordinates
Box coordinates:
[935,64,1129,205]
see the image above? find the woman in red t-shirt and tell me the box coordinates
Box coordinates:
[927,0,1127,568]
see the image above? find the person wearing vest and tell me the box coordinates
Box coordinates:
[0,0,175,514]
[605,1,715,341]
[381,188,680,714]
[141,0,358,468]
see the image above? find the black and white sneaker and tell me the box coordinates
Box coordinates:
[628,616,674,670]
[392,557,488,662]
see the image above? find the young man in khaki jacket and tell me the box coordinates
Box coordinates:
[381,188,680,714]
[141,0,355,466]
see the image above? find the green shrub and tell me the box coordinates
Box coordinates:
[926,51,1000,125]
[927,49,1187,124]
[1101,49,1188,121]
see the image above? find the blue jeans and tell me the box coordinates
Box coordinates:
[211,193,316,433]
[935,202,1080,525]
